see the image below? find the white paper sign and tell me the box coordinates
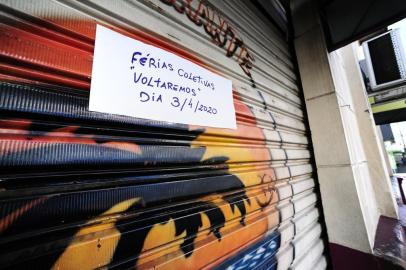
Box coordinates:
[89,25,236,129]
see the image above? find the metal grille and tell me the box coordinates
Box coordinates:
[0,0,326,269]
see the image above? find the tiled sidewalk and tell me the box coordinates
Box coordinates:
[372,175,406,269]
[374,214,406,269]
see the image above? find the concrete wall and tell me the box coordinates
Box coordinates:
[291,0,398,255]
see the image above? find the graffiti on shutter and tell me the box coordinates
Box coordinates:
[0,0,327,269]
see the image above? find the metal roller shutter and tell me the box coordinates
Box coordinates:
[0,0,327,269]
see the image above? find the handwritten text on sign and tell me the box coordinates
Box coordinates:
[89,25,236,129]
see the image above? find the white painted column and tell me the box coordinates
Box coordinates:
[376,126,394,177]
[291,0,398,254]
[340,44,398,218]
